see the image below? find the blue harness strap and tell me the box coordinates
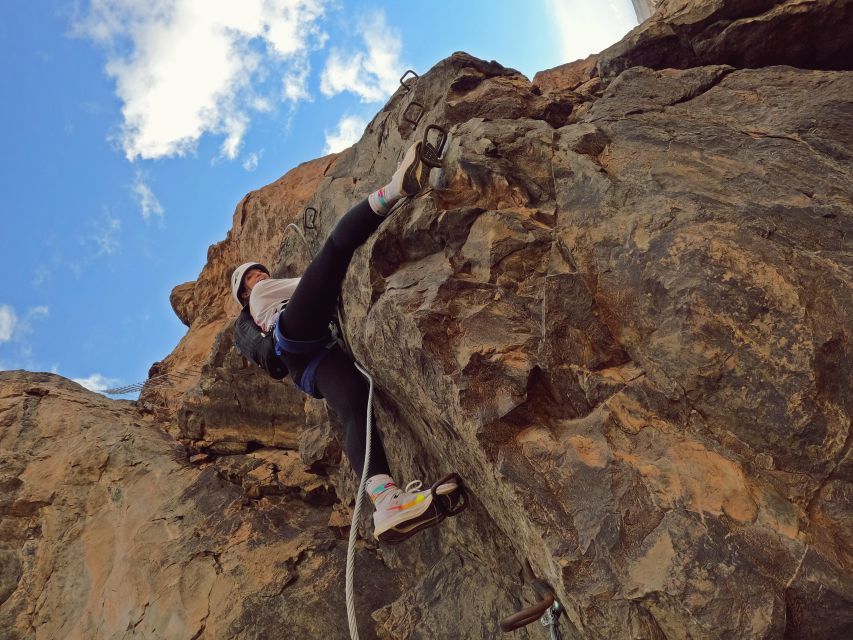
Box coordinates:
[274,321,336,398]
[297,344,334,398]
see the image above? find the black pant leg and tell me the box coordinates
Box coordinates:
[314,345,391,478]
[280,198,382,341]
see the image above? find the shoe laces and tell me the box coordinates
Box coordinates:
[404,480,423,493]
[382,480,424,503]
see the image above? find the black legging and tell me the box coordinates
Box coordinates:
[278,198,391,478]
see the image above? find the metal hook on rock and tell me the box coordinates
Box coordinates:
[303,206,318,230]
[500,560,564,638]
[402,101,425,129]
[420,124,449,168]
[399,69,419,92]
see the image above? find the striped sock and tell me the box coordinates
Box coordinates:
[368,185,398,216]
[368,142,424,215]
[365,474,397,503]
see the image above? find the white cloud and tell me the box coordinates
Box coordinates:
[324,115,367,154]
[545,0,637,63]
[219,113,249,160]
[0,305,17,342]
[319,10,403,102]
[74,0,328,161]
[242,150,263,171]
[282,59,311,101]
[0,306,51,371]
[251,96,274,112]
[132,172,164,220]
[72,373,121,393]
[92,216,122,254]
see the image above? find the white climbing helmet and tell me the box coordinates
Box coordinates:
[231,262,269,306]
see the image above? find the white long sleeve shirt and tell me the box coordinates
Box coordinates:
[249,277,301,332]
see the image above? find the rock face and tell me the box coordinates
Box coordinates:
[0,372,403,639]
[3,1,852,639]
[598,0,853,76]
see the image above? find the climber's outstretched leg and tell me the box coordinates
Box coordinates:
[279,142,427,342]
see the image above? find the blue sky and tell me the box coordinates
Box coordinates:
[0,1,637,395]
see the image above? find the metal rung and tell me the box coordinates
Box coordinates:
[304,206,318,229]
[420,124,448,168]
[402,101,425,128]
[399,69,418,92]
[499,560,564,635]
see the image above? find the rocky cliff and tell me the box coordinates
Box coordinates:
[2,1,852,638]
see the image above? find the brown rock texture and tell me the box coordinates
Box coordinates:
[0,372,403,639]
[532,54,598,92]
[598,0,853,77]
[2,1,852,638]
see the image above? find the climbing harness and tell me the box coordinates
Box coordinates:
[272,324,337,398]
[500,561,565,639]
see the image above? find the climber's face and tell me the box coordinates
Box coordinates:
[243,268,269,293]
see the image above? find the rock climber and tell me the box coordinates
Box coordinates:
[230,142,462,543]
